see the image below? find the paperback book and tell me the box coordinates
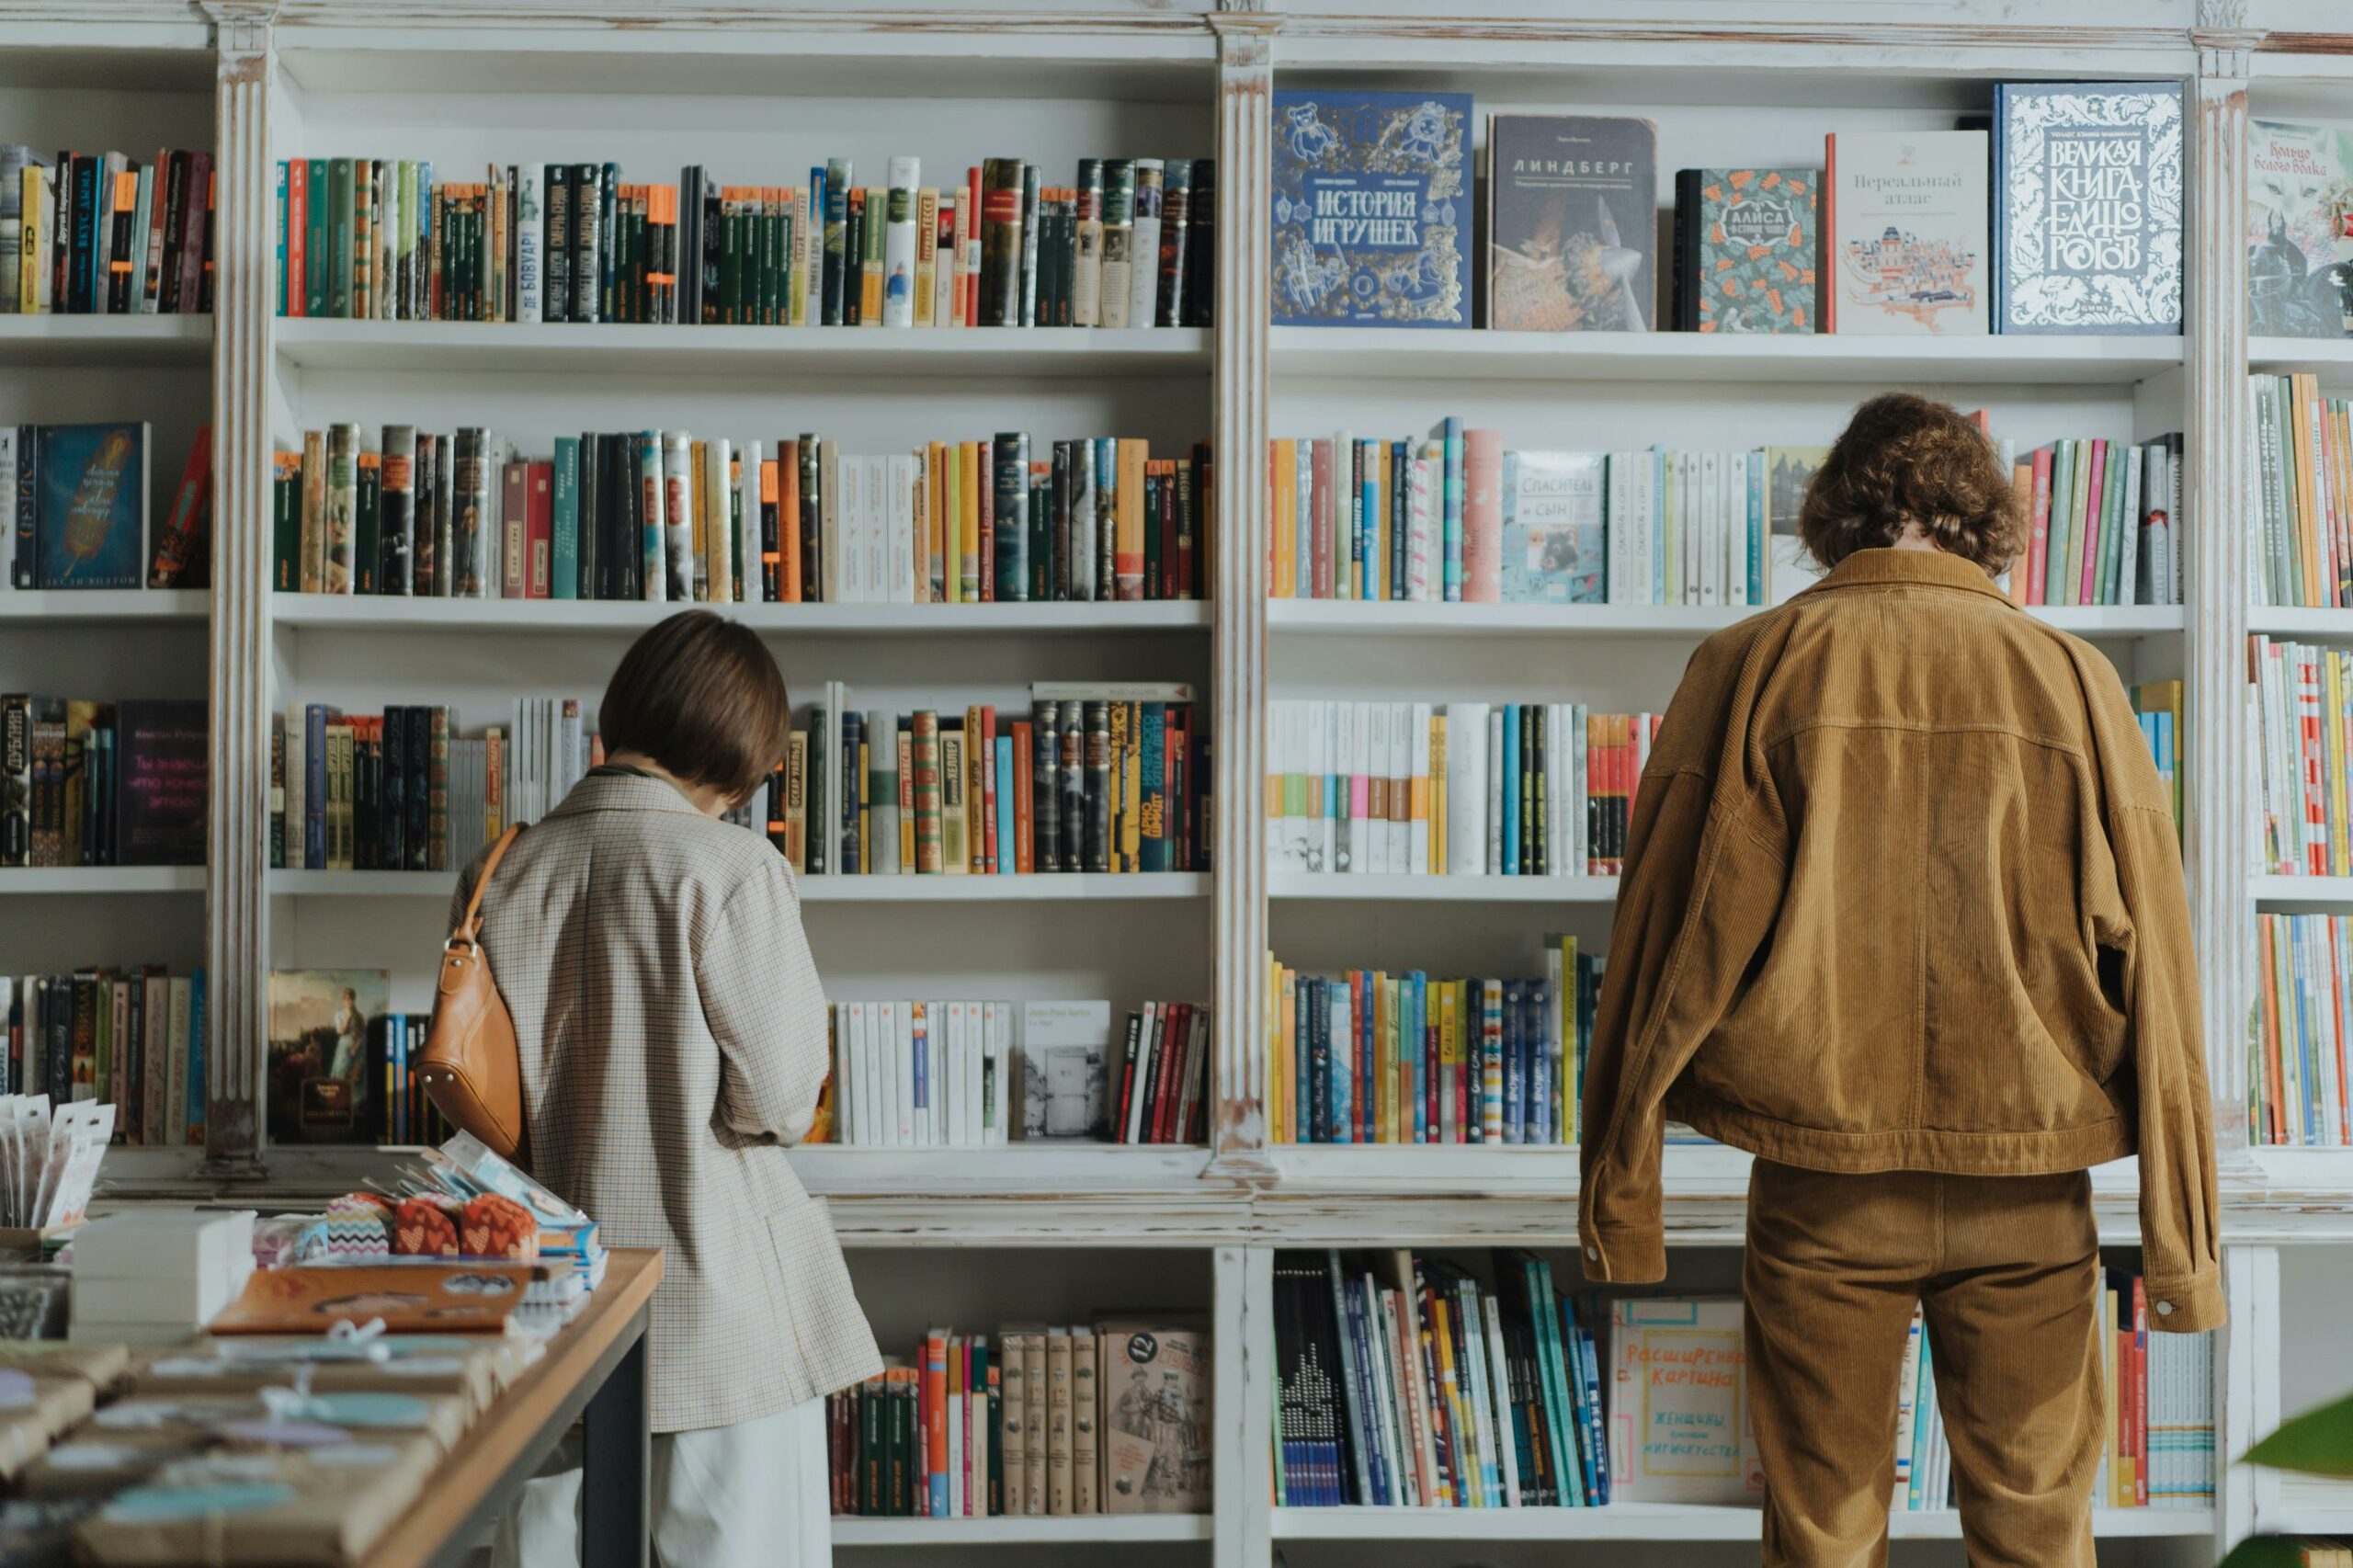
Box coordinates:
[1824,130,1989,335]
[1270,89,1472,327]
[1672,167,1816,333]
[1993,82,2184,334]
[2247,119,2353,338]
[1488,114,1658,332]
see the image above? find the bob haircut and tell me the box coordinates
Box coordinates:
[1799,392,2026,574]
[598,610,791,806]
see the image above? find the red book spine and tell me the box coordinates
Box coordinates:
[964,166,982,326]
[1152,1002,1189,1144]
[527,460,552,598]
[2076,438,2107,607]
[501,460,529,599]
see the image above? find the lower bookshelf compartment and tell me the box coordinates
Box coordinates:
[834,1515,1211,1545]
[1267,1505,2215,1541]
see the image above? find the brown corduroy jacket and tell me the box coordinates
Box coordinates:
[1576,547,2223,1332]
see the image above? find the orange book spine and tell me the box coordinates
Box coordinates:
[779,439,801,604]
[1012,720,1035,874]
[926,1328,949,1516]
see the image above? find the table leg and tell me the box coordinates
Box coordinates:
[580,1324,650,1568]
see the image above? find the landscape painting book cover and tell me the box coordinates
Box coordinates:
[267,967,389,1145]
[1270,89,1471,327]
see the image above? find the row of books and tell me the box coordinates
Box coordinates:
[273,426,1209,605]
[274,154,1214,330]
[5,422,213,591]
[1273,1249,1611,1507]
[2251,638,2353,878]
[828,1319,1209,1518]
[270,699,590,873]
[2274,1543,2353,1567]
[265,970,456,1149]
[2008,434,2184,608]
[780,685,1208,878]
[1,698,207,869]
[1277,91,2182,336]
[2256,913,2353,1149]
[1267,432,1768,608]
[1267,701,1659,879]
[2252,373,2353,609]
[2137,680,2185,834]
[0,970,207,1145]
[1268,949,1602,1149]
[2,147,215,315]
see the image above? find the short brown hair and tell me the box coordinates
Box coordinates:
[1799,392,2025,574]
[599,610,790,806]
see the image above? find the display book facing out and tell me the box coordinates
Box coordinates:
[1269,85,2182,335]
[4,424,213,592]
[274,153,1212,329]
[819,996,1211,1148]
[782,684,1207,878]
[829,1318,1209,1517]
[1272,1252,2212,1510]
[273,426,1209,606]
[0,968,207,1147]
[1,145,215,315]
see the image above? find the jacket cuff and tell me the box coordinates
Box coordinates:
[2143,1270,2226,1334]
[1579,1223,1667,1285]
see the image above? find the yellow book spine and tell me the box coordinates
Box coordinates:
[960,441,982,601]
[1429,711,1448,876]
[1120,701,1141,869]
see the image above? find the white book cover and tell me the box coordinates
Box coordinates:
[990,1002,1013,1143]
[1445,701,1489,877]
[1314,699,1338,875]
[1827,130,1990,335]
[1387,700,1412,871]
[884,156,919,328]
[1409,701,1433,874]
[1482,1293,1521,1506]
[517,165,543,324]
[1327,701,1354,874]
[1629,449,1659,605]
[2118,448,2143,608]
[657,433,689,603]
[1570,703,1589,876]
[1701,450,1723,607]
[889,453,917,604]
[835,453,863,603]
[886,999,915,1145]
[867,455,890,604]
[1363,701,1389,875]
[1130,159,1164,328]
[1484,708,1506,874]
[1347,701,1372,875]
[1608,1298,1764,1503]
[1671,451,1692,606]
[870,1002,895,1149]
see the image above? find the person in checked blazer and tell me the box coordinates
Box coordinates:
[468,609,880,1568]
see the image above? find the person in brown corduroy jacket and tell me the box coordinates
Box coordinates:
[1578,392,2222,1567]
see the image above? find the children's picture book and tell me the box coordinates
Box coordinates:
[30,423,149,588]
[1994,82,2183,334]
[266,968,390,1146]
[1674,167,1817,333]
[2247,117,2353,337]
[1270,88,1472,327]
[1764,444,1831,603]
[1824,131,1988,335]
[1489,114,1658,332]
[1097,1319,1211,1513]
[114,699,207,866]
[1607,1297,1764,1505]
[1500,449,1606,603]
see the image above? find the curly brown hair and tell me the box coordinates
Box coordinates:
[1798,392,2025,574]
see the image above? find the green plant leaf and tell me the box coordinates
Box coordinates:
[2249,1392,2353,1478]
[2222,1539,2329,1568]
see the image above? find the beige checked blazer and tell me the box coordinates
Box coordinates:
[452,769,881,1432]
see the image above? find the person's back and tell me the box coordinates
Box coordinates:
[1577,393,2219,1567]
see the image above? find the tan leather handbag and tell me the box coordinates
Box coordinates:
[419,825,529,1162]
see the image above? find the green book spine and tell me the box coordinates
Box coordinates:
[2042,439,2074,606]
[720,195,742,325]
[551,435,579,600]
[327,157,354,318]
[2063,438,2092,607]
[305,160,329,316]
[2104,440,2131,606]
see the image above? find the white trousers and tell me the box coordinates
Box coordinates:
[491,1396,831,1568]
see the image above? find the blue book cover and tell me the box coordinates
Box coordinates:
[1271,88,1472,326]
[1501,705,1521,874]
[994,736,1015,874]
[35,423,148,589]
[1139,702,1166,872]
[1529,981,1552,1144]
[1501,979,1524,1142]
[1994,81,2183,335]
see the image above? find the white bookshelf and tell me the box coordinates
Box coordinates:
[23,5,2353,1563]
[0,867,204,894]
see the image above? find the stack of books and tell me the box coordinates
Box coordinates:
[2256,913,2353,1148]
[275,154,1213,329]
[1,970,206,1144]
[71,1212,254,1346]
[828,1319,1208,1517]
[272,426,1209,604]
[3,146,216,315]
[1267,941,1600,1147]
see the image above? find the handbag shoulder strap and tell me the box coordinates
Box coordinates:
[451,824,525,945]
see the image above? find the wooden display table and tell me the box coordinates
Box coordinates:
[358,1247,662,1568]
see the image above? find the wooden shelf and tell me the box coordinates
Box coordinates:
[1268,1506,2211,1540]
[0,589,208,624]
[0,314,210,367]
[267,869,1208,902]
[833,1514,1211,1546]
[1271,328,2186,385]
[273,319,1209,379]
[1269,871,1620,903]
[270,597,1210,635]
[0,867,204,893]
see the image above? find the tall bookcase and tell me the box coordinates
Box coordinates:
[14,0,2353,1560]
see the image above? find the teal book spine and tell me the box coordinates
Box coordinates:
[551,435,579,599]
[994,737,1015,874]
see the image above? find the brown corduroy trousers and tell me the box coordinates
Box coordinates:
[1743,1159,2104,1568]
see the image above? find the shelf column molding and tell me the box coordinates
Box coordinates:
[2186,27,2254,1159]
[1207,9,1279,1178]
[198,0,281,1178]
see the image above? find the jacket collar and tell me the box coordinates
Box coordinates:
[1807,547,2015,607]
[544,769,710,821]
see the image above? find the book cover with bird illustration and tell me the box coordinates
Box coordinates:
[1489,114,1658,332]
[1269,88,1471,327]
[1673,167,1817,332]
[33,423,148,588]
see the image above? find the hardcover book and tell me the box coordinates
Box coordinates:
[1994,82,2183,335]
[266,968,390,1145]
[2248,118,2353,337]
[115,699,206,867]
[1673,167,1816,333]
[1500,449,1605,604]
[32,423,147,588]
[1097,1319,1211,1513]
[1824,131,1988,335]
[1270,88,1471,327]
[1488,114,1658,332]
